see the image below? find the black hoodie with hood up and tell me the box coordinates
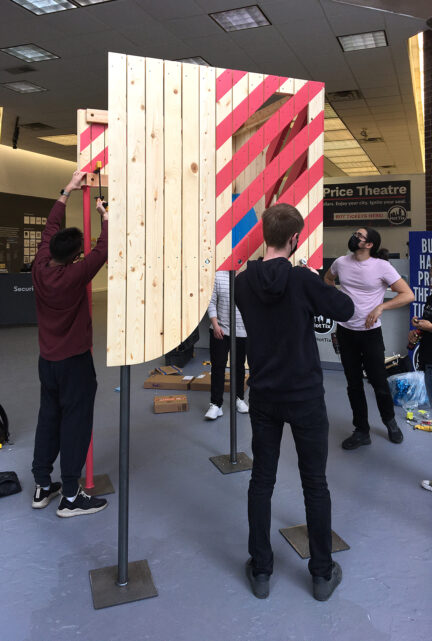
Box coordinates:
[235,257,354,403]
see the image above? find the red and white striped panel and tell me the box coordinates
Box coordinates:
[215,71,324,271]
[77,109,109,187]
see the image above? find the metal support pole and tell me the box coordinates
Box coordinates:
[117,365,130,586]
[209,270,252,475]
[89,365,157,609]
[229,270,237,465]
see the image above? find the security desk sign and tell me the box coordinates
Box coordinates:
[324,180,411,227]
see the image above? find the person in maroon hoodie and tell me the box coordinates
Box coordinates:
[31,170,108,518]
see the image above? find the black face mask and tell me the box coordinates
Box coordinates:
[348,234,361,252]
[289,235,298,258]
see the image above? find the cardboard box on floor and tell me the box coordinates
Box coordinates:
[150,365,182,376]
[144,373,194,390]
[190,372,211,391]
[154,395,188,413]
[189,372,248,392]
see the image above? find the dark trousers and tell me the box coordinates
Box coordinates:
[209,329,246,407]
[336,325,394,433]
[248,393,332,579]
[32,350,97,496]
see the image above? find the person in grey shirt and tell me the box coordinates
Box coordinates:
[205,270,248,420]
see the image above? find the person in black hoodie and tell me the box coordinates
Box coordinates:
[235,203,354,602]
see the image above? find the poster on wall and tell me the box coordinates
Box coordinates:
[0,192,57,273]
[408,231,432,369]
[324,180,411,227]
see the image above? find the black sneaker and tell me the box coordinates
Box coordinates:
[32,482,62,509]
[385,418,403,444]
[245,558,270,599]
[56,487,107,518]
[341,431,371,450]
[313,561,342,601]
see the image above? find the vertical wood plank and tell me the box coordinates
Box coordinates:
[163,60,183,353]
[181,62,200,340]
[107,52,127,366]
[216,67,233,270]
[126,54,146,365]
[77,109,90,171]
[246,74,265,262]
[144,57,164,361]
[199,64,216,320]
[307,85,325,266]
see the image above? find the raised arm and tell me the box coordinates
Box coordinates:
[70,198,108,284]
[36,171,86,261]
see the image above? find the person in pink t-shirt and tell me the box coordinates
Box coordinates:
[324,227,414,450]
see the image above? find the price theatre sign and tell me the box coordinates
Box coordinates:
[324,180,411,227]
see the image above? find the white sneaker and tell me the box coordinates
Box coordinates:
[420,480,432,492]
[205,404,223,420]
[236,398,249,413]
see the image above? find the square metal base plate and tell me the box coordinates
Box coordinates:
[89,560,158,609]
[209,452,252,474]
[79,473,115,496]
[279,524,350,559]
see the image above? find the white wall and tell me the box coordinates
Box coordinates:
[0,144,107,291]
[323,173,425,260]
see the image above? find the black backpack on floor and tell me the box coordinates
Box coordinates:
[0,405,9,445]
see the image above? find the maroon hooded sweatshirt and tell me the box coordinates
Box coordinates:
[32,200,108,361]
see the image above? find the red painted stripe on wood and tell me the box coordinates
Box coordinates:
[79,123,106,152]
[308,244,323,270]
[216,87,309,196]
[216,68,247,102]
[81,147,108,173]
[216,112,322,243]
[216,75,287,151]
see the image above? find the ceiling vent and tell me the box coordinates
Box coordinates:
[5,65,36,74]
[379,164,396,169]
[327,89,363,101]
[21,122,55,131]
[359,136,384,143]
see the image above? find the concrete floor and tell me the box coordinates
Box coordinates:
[1,292,431,641]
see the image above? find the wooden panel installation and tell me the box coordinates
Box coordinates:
[98,53,324,366]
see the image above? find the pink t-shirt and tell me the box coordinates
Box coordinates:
[331,254,400,331]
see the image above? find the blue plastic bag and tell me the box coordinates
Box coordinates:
[387,371,429,408]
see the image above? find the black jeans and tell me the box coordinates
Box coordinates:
[336,325,394,433]
[209,329,246,407]
[248,392,332,579]
[32,350,97,496]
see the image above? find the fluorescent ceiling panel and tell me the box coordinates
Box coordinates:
[39,134,77,145]
[325,130,354,141]
[324,117,346,131]
[325,148,365,158]
[0,44,59,62]
[338,30,387,52]
[178,57,210,66]
[10,0,77,14]
[209,5,270,32]
[1,80,46,92]
[325,140,360,150]
[74,0,116,4]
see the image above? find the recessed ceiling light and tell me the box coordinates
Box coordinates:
[178,57,210,66]
[10,0,77,14]
[39,134,77,145]
[209,5,270,32]
[74,0,116,5]
[1,80,47,93]
[338,30,387,52]
[1,44,59,63]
